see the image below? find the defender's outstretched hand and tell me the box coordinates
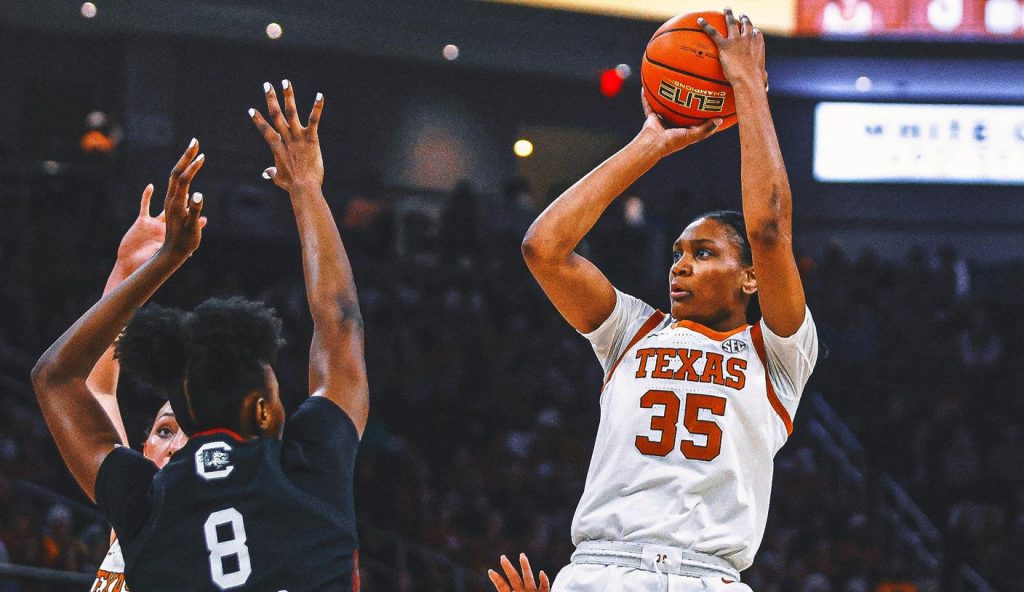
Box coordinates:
[161,139,206,260]
[640,90,722,158]
[488,554,550,592]
[249,80,325,191]
[117,183,207,274]
[697,8,767,89]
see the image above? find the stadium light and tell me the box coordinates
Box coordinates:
[514,139,534,158]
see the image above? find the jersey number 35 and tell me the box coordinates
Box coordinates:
[635,390,725,461]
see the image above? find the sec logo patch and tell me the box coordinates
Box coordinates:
[722,339,747,354]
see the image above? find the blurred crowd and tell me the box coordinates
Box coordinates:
[0,172,1021,591]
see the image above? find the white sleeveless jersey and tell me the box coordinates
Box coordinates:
[571,290,818,571]
[91,539,130,592]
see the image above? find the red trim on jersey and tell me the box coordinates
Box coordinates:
[603,310,666,388]
[190,428,245,442]
[670,319,749,341]
[353,548,360,591]
[750,323,793,436]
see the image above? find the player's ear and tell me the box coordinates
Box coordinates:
[741,266,757,296]
[254,396,272,432]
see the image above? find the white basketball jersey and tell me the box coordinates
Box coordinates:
[571,290,818,571]
[92,538,130,591]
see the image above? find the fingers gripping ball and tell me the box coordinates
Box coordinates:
[641,11,737,130]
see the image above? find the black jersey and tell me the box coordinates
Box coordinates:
[95,397,360,592]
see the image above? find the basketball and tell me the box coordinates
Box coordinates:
[641,11,737,130]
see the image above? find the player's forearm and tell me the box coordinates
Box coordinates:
[85,264,132,396]
[733,78,793,244]
[288,183,362,330]
[522,132,662,262]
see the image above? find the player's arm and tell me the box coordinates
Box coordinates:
[700,10,806,336]
[249,81,368,437]
[87,183,189,446]
[32,142,206,500]
[522,98,720,333]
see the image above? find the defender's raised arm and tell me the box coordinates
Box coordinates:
[250,81,368,436]
[32,142,206,499]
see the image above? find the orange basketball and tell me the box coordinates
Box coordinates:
[641,11,737,130]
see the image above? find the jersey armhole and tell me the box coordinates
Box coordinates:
[750,323,794,436]
[602,310,666,389]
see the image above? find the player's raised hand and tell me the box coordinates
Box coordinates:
[488,554,550,592]
[697,8,766,89]
[117,183,207,274]
[640,89,722,158]
[160,138,206,259]
[249,80,325,192]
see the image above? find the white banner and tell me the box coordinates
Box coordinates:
[814,102,1024,184]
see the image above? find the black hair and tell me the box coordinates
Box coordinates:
[688,210,761,323]
[116,297,284,436]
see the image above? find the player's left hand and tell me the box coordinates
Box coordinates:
[116,183,207,275]
[488,554,550,592]
[249,80,325,192]
[640,90,722,158]
[698,8,767,89]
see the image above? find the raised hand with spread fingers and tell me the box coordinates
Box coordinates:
[488,554,550,592]
[32,139,207,500]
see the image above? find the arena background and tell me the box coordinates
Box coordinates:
[1,1,1023,590]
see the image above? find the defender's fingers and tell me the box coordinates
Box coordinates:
[139,183,155,218]
[307,92,324,133]
[262,167,278,180]
[519,554,536,589]
[281,79,302,129]
[187,192,204,223]
[539,571,550,592]
[263,82,290,137]
[696,17,723,41]
[198,216,208,229]
[500,555,524,590]
[249,108,283,146]
[488,570,512,592]
[175,154,206,209]
[724,7,739,36]
[167,138,199,199]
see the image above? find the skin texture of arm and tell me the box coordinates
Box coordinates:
[700,10,807,336]
[32,143,206,500]
[250,81,369,436]
[522,100,720,334]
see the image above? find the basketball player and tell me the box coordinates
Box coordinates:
[87,184,190,592]
[521,10,817,590]
[33,80,367,590]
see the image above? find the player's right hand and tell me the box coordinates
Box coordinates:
[249,80,325,192]
[488,554,550,592]
[160,138,206,260]
[640,89,722,158]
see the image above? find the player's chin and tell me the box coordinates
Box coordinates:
[669,298,693,319]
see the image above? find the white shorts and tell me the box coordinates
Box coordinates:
[551,563,754,592]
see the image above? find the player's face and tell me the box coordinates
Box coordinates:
[669,218,754,328]
[142,402,187,469]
